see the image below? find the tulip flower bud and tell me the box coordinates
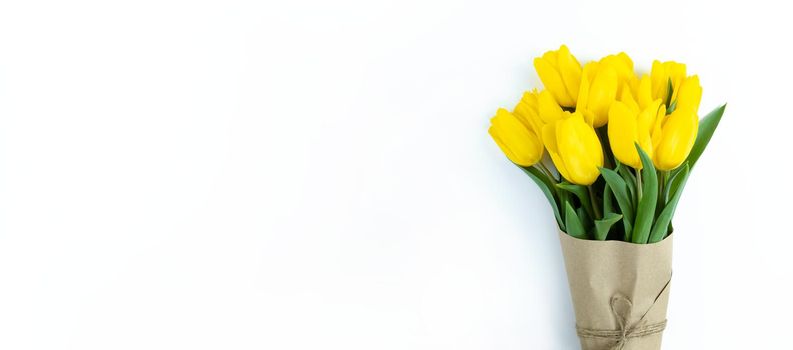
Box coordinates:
[572,53,635,128]
[576,62,618,127]
[599,52,638,98]
[543,111,604,185]
[653,108,699,171]
[608,99,664,169]
[489,108,544,167]
[650,60,687,104]
[534,45,582,108]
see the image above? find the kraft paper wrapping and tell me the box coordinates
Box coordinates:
[558,231,673,350]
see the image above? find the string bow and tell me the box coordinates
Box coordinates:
[576,279,671,350]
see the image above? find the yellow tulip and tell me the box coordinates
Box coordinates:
[608,99,664,169]
[653,108,699,170]
[637,70,700,113]
[599,52,638,97]
[489,108,544,166]
[576,62,616,127]
[637,60,686,109]
[543,111,604,185]
[608,90,699,171]
[576,53,635,128]
[652,76,701,170]
[534,45,582,108]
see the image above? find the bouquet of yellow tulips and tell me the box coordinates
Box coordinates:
[488,45,724,350]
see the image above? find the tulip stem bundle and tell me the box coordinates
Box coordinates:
[489,45,725,244]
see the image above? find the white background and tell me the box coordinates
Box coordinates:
[0,0,790,349]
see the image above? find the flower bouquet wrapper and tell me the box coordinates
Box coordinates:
[558,231,673,350]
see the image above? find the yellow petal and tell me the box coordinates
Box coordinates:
[538,90,564,124]
[542,121,572,182]
[636,99,662,158]
[676,75,702,113]
[541,50,559,70]
[581,109,596,127]
[651,60,687,103]
[668,62,686,102]
[513,91,539,132]
[620,82,640,113]
[651,105,665,152]
[534,57,574,107]
[513,100,545,144]
[586,66,618,127]
[576,68,590,115]
[557,45,582,103]
[637,75,654,110]
[601,52,635,97]
[608,101,642,169]
[522,89,539,110]
[651,60,665,100]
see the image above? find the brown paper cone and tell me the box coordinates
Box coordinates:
[558,231,673,350]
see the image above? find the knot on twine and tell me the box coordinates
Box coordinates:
[575,279,671,350]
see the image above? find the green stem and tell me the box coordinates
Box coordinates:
[538,162,565,219]
[588,185,602,220]
[537,161,557,182]
[636,167,643,199]
[596,127,613,169]
[533,163,562,205]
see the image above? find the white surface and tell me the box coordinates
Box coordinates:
[0,0,789,349]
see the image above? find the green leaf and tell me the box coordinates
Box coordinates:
[577,206,592,233]
[663,165,687,203]
[558,189,569,224]
[665,78,674,107]
[594,213,623,241]
[687,104,726,168]
[556,182,588,203]
[649,163,690,243]
[632,145,658,244]
[518,165,564,230]
[617,163,638,207]
[666,99,677,114]
[603,182,615,215]
[556,182,594,220]
[599,167,634,240]
[564,201,586,239]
